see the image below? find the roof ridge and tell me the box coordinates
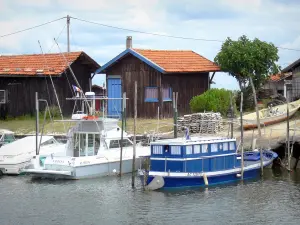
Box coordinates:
[0,51,83,57]
[133,48,193,52]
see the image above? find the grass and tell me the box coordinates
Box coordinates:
[1,116,174,135]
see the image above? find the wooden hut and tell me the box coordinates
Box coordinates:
[95,37,220,118]
[0,51,100,118]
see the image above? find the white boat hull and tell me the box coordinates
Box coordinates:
[23,158,143,179]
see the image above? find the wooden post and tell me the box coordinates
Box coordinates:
[240,92,244,179]
[132,82,137,188]
[35,92,39,156]
[249,77,261,137]
[286,83,290,171]
[173,92,178,138]
[119,92,126,176]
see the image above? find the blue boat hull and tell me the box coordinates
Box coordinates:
[146,169,260,189]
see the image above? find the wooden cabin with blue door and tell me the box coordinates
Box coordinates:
[95,37,220,118]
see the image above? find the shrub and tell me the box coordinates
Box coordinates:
[190,88,237,117]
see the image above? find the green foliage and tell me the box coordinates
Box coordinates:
[214,35,279,89]
[190,88,237,117]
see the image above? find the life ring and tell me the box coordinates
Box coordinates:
[82,115,98,120]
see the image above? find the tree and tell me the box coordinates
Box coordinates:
[214,35,279,136]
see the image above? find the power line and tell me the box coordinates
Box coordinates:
[71,16,300,52]
[0,17,66,38]
[48,23,67,53]
[70,16,223,43]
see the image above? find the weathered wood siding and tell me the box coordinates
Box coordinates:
[106,55,161,118]
[161,73,209,117]
[0,59,91,118]
[105,54,210,118]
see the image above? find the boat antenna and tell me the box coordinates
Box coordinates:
[53,38,92,112]
[38,41,66,132]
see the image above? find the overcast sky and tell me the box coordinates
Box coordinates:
[0,0,299,90]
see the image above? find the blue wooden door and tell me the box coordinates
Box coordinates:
[107,78,122,118]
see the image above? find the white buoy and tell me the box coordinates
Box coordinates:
[236,173,242,178]
[203,173,209,186]
[113,169,117,174]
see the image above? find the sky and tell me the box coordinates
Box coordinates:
[0,0,299,90]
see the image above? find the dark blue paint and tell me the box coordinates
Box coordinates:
[107,78,122,117]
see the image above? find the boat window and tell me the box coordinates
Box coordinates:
[40,138,57,146]
[223,142,229,151]
[119,139,132,147]
[211,143,218,152]
[186,146,193,155]
[95,134,100,155]
[74,133,79,157]
[109,140,120,148]
[153,146,163,154]
[171,146,181,155]
[201,144,208,153]
[4,134,15,143]
[79,133,86,156]
[87,134,94,156]
[194,145,200,154]
[229,142,235,150]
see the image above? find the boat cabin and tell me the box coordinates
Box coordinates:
[150,137,241,173]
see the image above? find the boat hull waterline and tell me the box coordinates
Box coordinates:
[140,151,277,190]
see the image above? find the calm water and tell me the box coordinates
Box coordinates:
[1,169,300,225]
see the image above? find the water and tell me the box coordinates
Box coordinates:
[1,169,300,225]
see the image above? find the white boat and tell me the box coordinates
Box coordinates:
[0,135,63,175]
[241,99,300,129]
[22,121,150,179]
[0,129,16,147]
[21,91,150,179]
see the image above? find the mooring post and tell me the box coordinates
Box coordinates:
[240,92,244,179]
[230,92,234,138]
[173,92,178,138]
[119,92,126,176]
[35,92,39,156]
[286,88,290,171]
[132,81,137,188]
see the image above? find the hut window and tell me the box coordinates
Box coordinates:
[186,145,193,155]
[194,145,200,154]
[211,143,218,152]
[201,144,208,153]
[162,87,172,102]
[171,146,181,155]
[229,142,235,150]
[145,87,158,102]
[0,90,6,104]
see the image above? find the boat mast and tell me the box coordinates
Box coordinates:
[132,81,137,188]
[240,92,244,179]
[35,92,39,156]
[67,15,70,53]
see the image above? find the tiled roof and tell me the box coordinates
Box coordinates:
[0,51,86,76]
[269,72,292,82]
[133,49,220,73]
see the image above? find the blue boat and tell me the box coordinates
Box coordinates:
[139,135,278,190]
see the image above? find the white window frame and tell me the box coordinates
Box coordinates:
[171,146,181,155]
[153,145,163,154]
[229,142,235,151]
[223,142,229,151]
[211,143,218,152]
[0,90,6,104]
[186,145,193,155]
[194,145,201,154]
[201,144,208,153]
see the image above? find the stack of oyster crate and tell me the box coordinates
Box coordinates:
[177,112,223,134]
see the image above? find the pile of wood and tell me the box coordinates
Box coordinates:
[177,112,224,134]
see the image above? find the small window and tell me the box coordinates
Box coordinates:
[153,145,163,154]
[162,87,172,102]
[145,87,158,102]
[194,145,200,154]
[109,140,120,148]
[229,142,235,150]
[211,143,218,152]
[186,146,193,155]
[223,142,229,151]
[201,144,208,153]
[119,139,132,147]
[171,146,181,155]
[0,90,6,104]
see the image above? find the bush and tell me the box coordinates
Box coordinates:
[190,88,237,117]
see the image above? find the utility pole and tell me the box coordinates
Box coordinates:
[67,15,70,53]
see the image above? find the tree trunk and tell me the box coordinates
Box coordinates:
[249,76,262,137]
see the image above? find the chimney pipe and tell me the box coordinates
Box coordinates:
[126,36,132,49]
